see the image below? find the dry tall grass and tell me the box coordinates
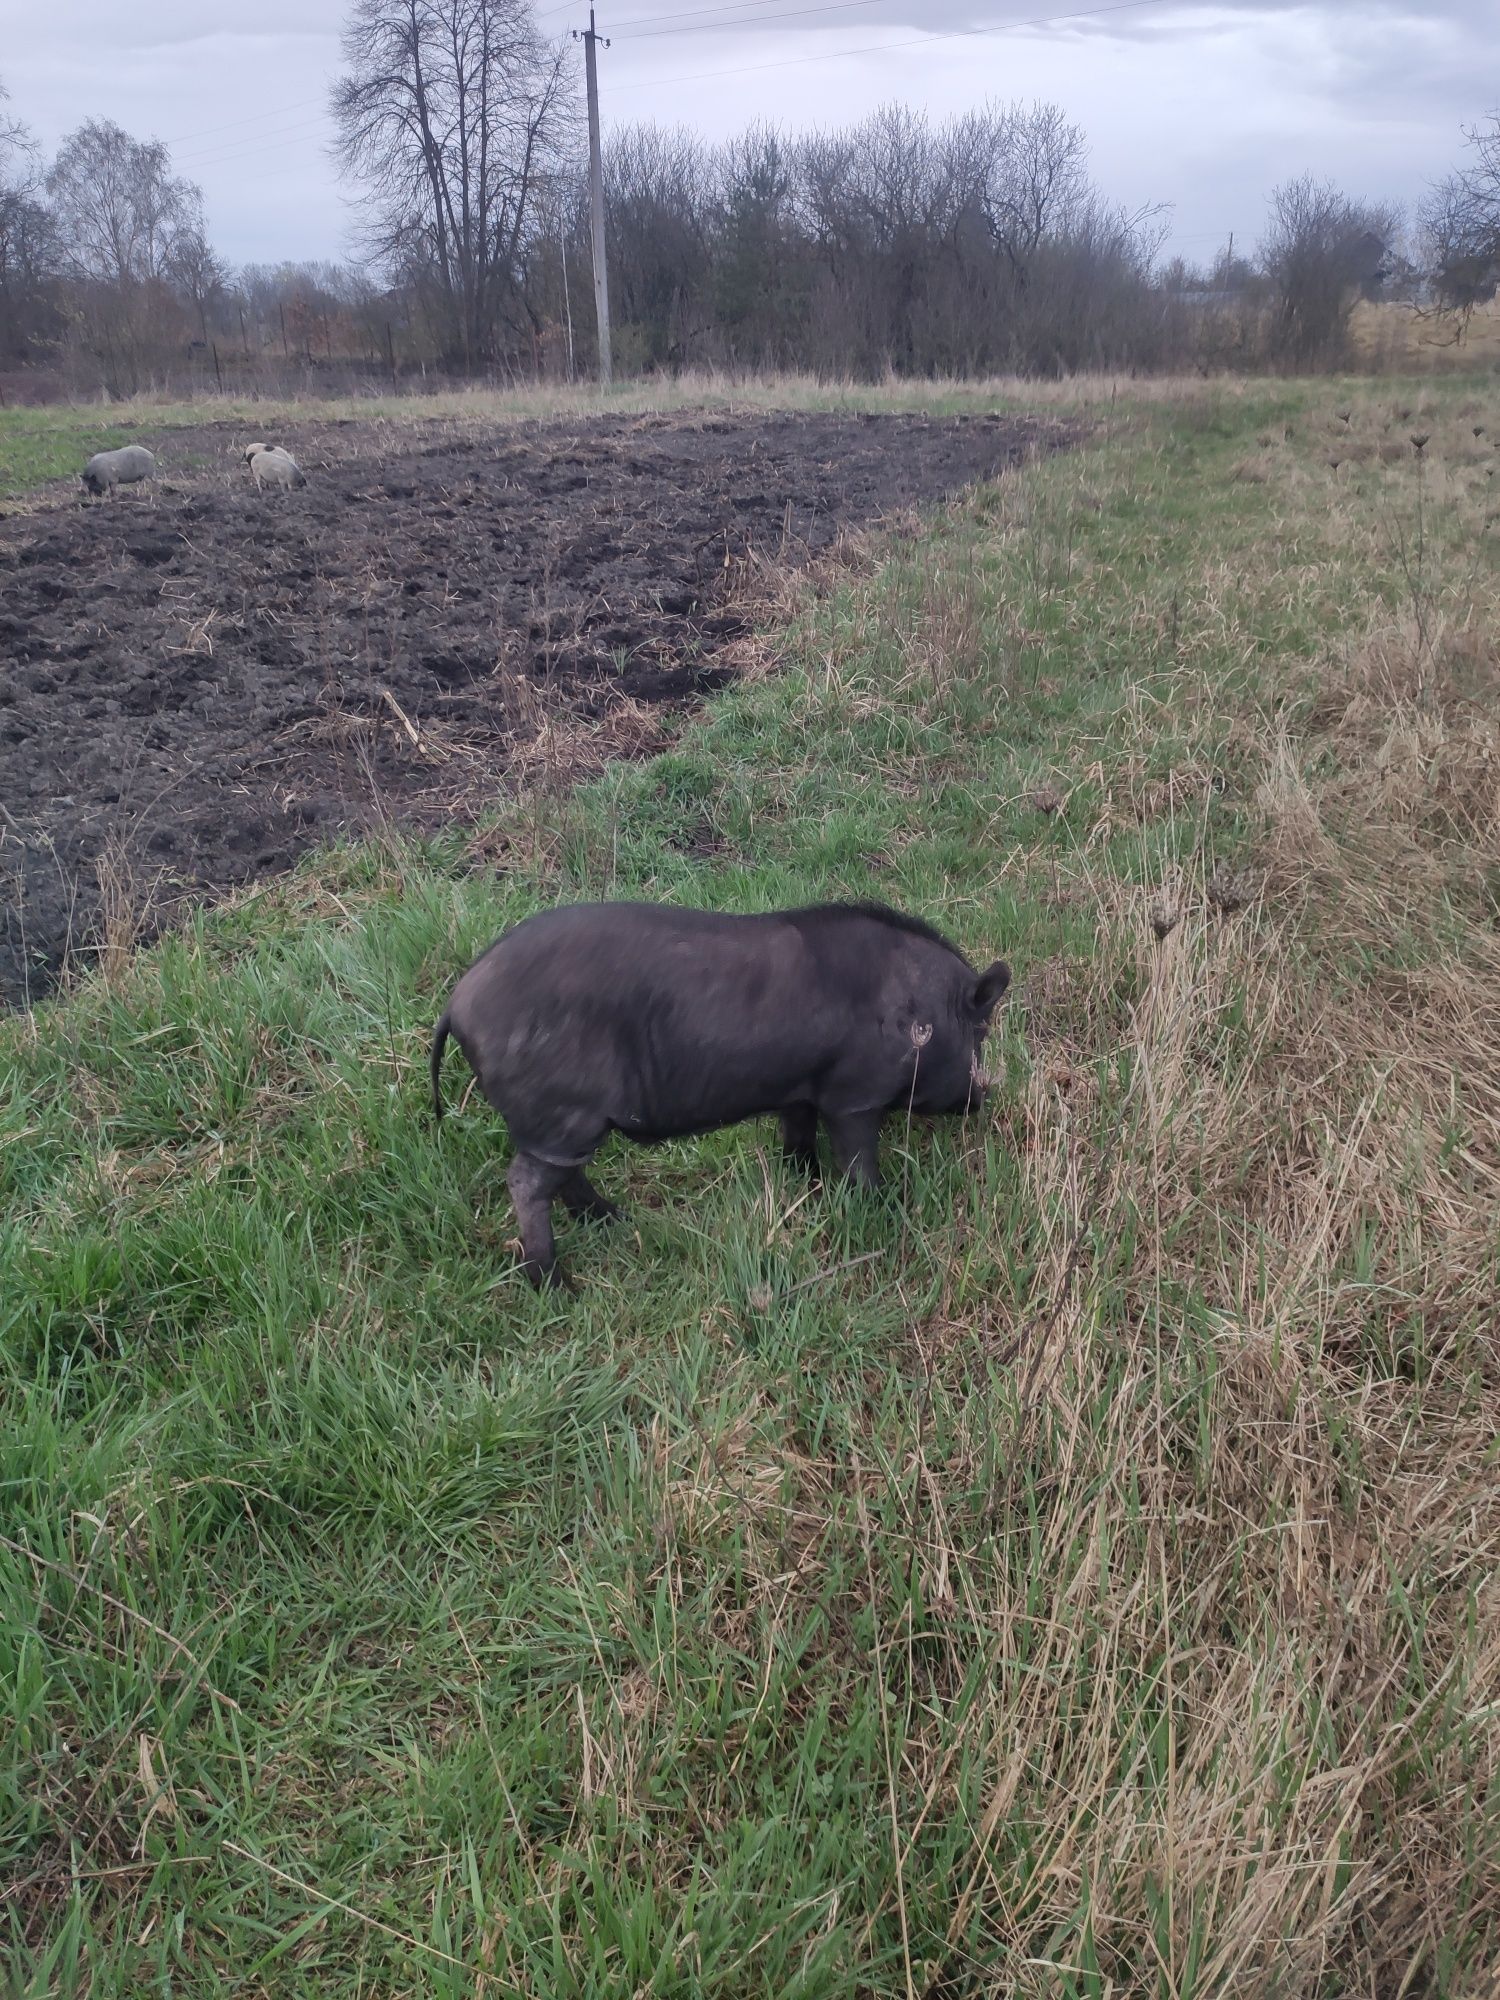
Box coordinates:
[1021,412,1495,1991]
[1353,299,1500,374]
[666,390,1500,1991]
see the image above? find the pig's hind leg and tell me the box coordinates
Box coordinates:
[560,1169,624,1226]
[507,1153,577,1290]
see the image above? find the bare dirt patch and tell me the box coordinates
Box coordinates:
[0,408,1063,1004]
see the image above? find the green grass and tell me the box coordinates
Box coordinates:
[0,410,246,498]
[0,418,152,500]
[3,379,1499,1995]
[0,364,1207,500]
[0,372,999,500]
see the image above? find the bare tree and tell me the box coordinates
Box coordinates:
[167,229,230,343]
[1,80,62,365]
[780,101,1173,378]
[1421,113,1500,315]
[971,102,1092,294]
[1,82,41,246]
[713,123,802,366]
[48,119,202,287]
[603,123,710,369]
[46,118,207,390]
[1259,174,1398,368]
[331,0,577,371]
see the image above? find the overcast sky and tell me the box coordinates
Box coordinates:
[2,2,1487,269]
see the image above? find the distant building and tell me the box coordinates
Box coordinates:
[1353,231,1393,301]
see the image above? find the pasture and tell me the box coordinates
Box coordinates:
[1,377,1498,1996]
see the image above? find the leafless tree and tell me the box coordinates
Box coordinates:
[1420,112,1500,316]
[603,123,711,369]
[713,123,802,366]
[0,82,41,244]
[1,80,62,365]
[167,229,230,343]
[776,101,1173,378]
[968,102,1092,293]
[331,0,577,371]
[48,119,202,287]
[45,118,207,390]
[1259,174,1398,368]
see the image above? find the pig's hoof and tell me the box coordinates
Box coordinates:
[575,1196,625,1227]
[563,1178,625,1226]
[523,1258,575,1294]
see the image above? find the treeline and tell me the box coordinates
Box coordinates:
[4,14,1500,400]
[0,91,404,396]
[587,114,1424,380]
[591,107,1178,378]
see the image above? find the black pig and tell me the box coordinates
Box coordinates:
[431,900,1010,1288]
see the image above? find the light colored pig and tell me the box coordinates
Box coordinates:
[81,445,156,497]
[249,448,307,490]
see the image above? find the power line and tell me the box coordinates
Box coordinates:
[540,0,820,21]
[603,0,855,30]
[615,0,902,42]
[161,95,327,149]
[159,0,789,154]
[161,0,1181,189]
[608,0,1175,89]
[167,0,1171,168]
[174,114,335,170]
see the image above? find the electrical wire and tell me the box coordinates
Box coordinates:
[614,0,905,42]
[161,95,327,149]
[174,113,335,169]
[607,0,1176,92]
[542,0,869,23]
[162,0,759,157]
[160,0,1182,185]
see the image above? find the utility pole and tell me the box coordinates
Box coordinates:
[575,8,612,387]
[560,235,577,383]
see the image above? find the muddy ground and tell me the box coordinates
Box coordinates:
[0,408,1063,1006]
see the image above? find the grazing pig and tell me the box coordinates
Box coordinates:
[80,445,156,497]
[242,441,291,467]
[431,900,1011,1289]
[249,446,307,490]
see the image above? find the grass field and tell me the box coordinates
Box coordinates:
[1352,298,1500,371]
[4,322,1497,501]
[0,371,1192,502]
[3,379,1499,1996]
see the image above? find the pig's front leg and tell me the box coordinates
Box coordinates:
[780,1104,821,1181]
[825,1109,882,1191]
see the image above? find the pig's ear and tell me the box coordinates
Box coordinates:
[973,960,1011,1016]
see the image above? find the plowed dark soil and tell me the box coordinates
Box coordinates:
[0,408,1064,1005]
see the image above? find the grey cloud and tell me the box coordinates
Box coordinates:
[2,0,1491,265]
[12,0,343,53]
[609,0,1491,43]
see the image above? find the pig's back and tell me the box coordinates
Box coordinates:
[451,903,837,1146]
